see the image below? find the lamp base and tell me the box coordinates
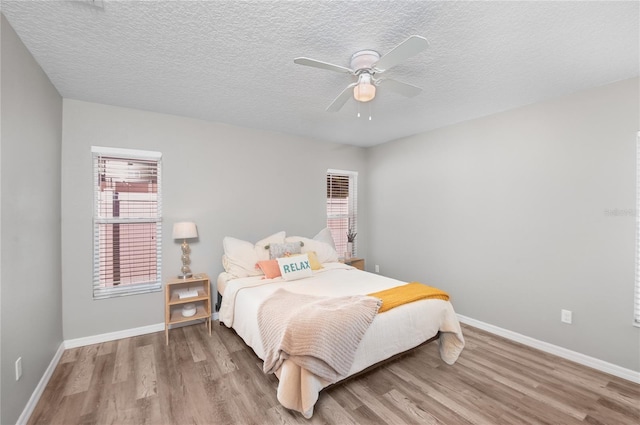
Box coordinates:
[178,273,193,279]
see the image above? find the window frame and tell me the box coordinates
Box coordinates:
[326,169,358,258]
[92,146,163,300]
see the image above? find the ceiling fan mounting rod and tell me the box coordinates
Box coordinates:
[350,50,380,72]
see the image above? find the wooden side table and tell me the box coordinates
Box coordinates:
[345,257,365,271]
[164,273,212,344]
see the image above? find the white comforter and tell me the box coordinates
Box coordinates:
[219,263,465,418]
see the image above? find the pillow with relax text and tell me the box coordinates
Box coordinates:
[277,253,313,281]
[284,252,323,270]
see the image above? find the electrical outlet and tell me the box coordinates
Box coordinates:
[375,264,380,273]
[561,309,572,324]
[15,357,22,381]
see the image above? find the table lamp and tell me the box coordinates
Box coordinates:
[173,221,198,279]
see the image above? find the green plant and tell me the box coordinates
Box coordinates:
[347,228,357,243]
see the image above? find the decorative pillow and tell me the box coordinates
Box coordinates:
[257,259,282,279]
[285,236,339,264]
[222,231,286,277]
[222,238,260,277]
[306,251,323,270]
[277,253,313,281]
[254,231,286,262]
[313,227,337,249]
[269,241,302,259]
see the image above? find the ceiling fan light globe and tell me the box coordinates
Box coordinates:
[354,82,376,102]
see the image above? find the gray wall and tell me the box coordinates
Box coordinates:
[367,77,640,371]
[1,14,63,425]
[61,99,367,339]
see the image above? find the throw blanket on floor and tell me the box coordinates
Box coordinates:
[368,282,449,313]
[258,289,381,383]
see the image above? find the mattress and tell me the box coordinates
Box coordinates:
[218,262,465,417]
[216,271,234,297]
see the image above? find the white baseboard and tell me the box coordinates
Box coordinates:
[457,314,640,384]
[16,342,65,425]
[64,313,220,349]
[64,322,164,349]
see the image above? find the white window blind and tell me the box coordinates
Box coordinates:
[635,132,640,326]
[92,147,162,300]
[327,169,358,257]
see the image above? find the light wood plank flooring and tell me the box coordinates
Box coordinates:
[28,322,639,424]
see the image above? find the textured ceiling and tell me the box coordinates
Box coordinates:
[2,1,638,147]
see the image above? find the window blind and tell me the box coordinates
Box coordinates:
[635,132,640,326]
[327,169,358,257]
[92,147,162,299]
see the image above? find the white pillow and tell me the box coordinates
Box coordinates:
[223,231,286,277]
[313,227,336,249]
[277,253,313,281]
[285,235,339,264]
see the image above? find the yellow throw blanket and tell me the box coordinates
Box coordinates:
[368,282,449,313]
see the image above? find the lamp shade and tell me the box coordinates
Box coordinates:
[172,222,198,240]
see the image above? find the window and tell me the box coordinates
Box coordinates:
[92,147,162,299]
[635,132,640,326]
[327,169,358,257]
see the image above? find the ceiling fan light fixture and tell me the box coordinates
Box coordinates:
[295,36,428,112]
[353,73,376,102]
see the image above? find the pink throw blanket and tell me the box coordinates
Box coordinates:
[258,288,381,383]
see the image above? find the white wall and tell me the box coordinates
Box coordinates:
[61,99,367,339]
[1,14,63,424]
[367,77,640,371]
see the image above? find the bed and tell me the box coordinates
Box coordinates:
[217,230,465,418]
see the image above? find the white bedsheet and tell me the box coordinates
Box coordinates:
[219,263,465,418]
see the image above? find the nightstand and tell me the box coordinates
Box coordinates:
[345,257,365,271]
[164,273,212,344]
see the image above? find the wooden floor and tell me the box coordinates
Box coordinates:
[28,322,639,425]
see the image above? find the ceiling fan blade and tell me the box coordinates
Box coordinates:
[373,35,429,72]
[294,57,353,74]
[377,78,422,97]
[326,83,358,112]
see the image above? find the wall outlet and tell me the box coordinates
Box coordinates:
[15,357,22,381]
[561,309,572,324]
[375,264,380,273]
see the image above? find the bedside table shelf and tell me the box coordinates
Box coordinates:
[164,274,212,344]
[168,290,209,305]
[168,302,209,324]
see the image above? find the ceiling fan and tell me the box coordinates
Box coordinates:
[294,35,429,112]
